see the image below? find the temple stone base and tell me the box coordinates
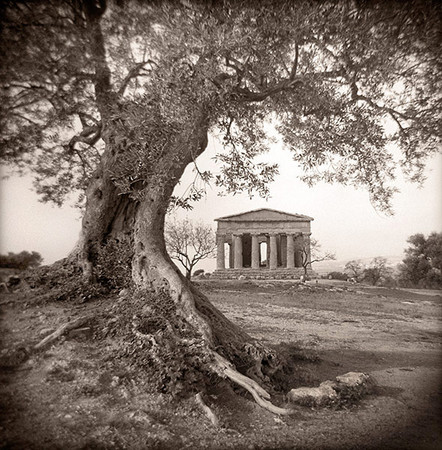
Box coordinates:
[212,268,314,280]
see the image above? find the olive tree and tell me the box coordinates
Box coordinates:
[1,0,441,411]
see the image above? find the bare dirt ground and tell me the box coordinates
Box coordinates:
[1,280,441,449]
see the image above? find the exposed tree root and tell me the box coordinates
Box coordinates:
[34,316,92,350]
[211,353,292,416]
[195,392,219,427]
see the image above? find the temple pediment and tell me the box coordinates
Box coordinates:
[215,208,313,222]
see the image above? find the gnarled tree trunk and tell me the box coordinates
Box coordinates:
[71,108,290,413]
[70,2,291,415]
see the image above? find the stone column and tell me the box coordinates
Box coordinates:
[269,234,278,270]
[294,234,303,267]
[305,234,312,269]
[286,234,295,269]
[216,234,225,270]
[251,234,260,269]
[234,234,243,269]
[266,236,270,267]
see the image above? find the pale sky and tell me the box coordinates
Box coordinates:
[1,133,441,271]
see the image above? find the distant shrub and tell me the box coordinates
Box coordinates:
[362,257,394,286]
[397,232,442,289]
[379,276,398,288]
[193,269,205,277]
[0,251,42,271]
[327,271,348,281]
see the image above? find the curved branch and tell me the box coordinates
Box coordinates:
[211,353,292,416]
[118,61,153,97]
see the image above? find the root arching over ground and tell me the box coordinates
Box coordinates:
[23,239,381,420]
[2,278,441,449]
[21,254,298,416]
[111,280,293,416]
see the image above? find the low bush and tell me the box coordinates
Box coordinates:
[328,272,348,281]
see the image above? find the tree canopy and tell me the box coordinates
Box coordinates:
[362,256,393,286]
[1,0,441,212]
[398,232,442,288]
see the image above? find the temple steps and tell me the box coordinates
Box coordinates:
[212,268,313,280]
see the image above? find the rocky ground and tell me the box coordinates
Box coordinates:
[1,280,441,449]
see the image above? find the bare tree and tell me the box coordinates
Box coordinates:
[300,238,336,276]
[165,218,216,280]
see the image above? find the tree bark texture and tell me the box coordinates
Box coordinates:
[73,2,289,413]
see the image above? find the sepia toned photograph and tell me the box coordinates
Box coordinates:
[1,0,441,448]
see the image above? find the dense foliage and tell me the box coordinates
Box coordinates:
[0,251,42,271]
[362,257,394,286]
[1,0,441,213]
[398,232,442,288]
[327,271,349,281]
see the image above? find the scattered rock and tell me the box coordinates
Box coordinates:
[336,372,370,387]
[288,372,374,407]
[288,383,338,406]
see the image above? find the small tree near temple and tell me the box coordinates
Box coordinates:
[300,238,336,277]
[165,218,216,280]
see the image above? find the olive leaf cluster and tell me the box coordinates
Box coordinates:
[1,0,440,212]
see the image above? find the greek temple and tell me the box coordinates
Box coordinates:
[213,208,314,279]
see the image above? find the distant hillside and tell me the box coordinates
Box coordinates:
[313,255,404,275]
